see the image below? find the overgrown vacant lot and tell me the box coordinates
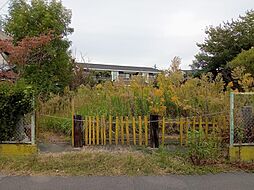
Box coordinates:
[0,148,245,176]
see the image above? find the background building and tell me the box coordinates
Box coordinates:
[77,62,161,82]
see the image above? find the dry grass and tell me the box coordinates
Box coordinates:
[38,131,71,144]
[0,148,238,176]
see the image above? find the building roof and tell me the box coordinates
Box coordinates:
[181,69,198,75]
[77,62,161,73]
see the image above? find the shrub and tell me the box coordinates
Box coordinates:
[0,81,33,141]
[187,130,220,165]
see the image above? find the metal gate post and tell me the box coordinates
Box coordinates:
[73,114,83,147]
[31,96,36,145]
[230,92,234,146]
[150,114,159,148]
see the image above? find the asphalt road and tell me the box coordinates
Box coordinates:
[0,173,253,190]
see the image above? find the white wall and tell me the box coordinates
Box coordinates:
[0,31,10,66]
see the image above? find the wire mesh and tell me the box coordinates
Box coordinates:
[233,93,254,144]
[0,113,33,143]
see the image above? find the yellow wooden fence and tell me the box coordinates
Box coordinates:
[78,115,228,146]
[161,116,228,146]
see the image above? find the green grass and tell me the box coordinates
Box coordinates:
[38,116,72,135]
[0,148,238,176]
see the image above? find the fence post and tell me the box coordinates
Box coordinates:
[230,92,234,146]
[31,96,36,145]
[73,114,83,147]
[71,98,75,146]
[150,114,159,148]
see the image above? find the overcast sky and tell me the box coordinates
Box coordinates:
[1,0,254,69]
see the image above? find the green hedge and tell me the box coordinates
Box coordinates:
[0,81,33,141]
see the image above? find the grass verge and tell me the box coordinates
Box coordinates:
[0,148,240,176]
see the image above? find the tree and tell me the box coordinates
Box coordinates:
[228,48,254,76]
[0,33,53,81]
[191,10,254,80]
[0,33,53,66]
[70,62,97,90]
[4,0,74,95]
[170,56,181,73]
[0,32,55,140]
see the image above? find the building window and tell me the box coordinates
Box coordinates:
[111,71,119,81]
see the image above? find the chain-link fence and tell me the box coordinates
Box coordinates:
[230,92,254,145]
[0,112,35,144]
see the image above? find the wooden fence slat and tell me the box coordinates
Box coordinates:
[83,114,225,147]
[192,116,196,143]
[144,116,148,146]
[162,117,165,146]
[85,116,88,145]
[89,116,92,145]
[185,118,189,145]
[96,116,99,145]
[205,117,208,140]
[126,117,130,145]
[100,117,104,145]
[192,116,196,132]
[103,116,106,145]
[115,117,119,145]
[217,116,221,146]
[199,116,202,141]
[222,115,227,139]
[109,115,112,145]
[139,116,142,146]
[92,116,95,145]
[218,116,222,142]
[223,116,227,130]
[219,116,223,141]
[132,117,136,145]
[199,117,202,132]
[212,116,216,139]
[121,116,124,145]
[180,118,183,146]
